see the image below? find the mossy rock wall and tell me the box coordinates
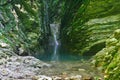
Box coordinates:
[92,29,120,80]
[69,0,120,55]
[0,1,41,55]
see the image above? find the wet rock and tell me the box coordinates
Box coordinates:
[0,40,16,59]
[0,68,10,76]
[78,69,86,72]
[0,56,51,79]
[0,50,10,60]
[0,42,9,48]
[0,58,6,65]
[38,75,52,80]
[52,76,62,80]
[18,47,24,55]
[33,75,83,80]
[69,75,82,80]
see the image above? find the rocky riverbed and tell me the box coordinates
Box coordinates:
[0,56,51,80]
[0,55,103,80]
[0,41,103,80]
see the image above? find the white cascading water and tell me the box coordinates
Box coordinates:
[50,24,59,61]
[53,34,59,45]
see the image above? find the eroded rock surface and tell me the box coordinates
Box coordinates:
[93,29,120,79]
[0,56,51,79]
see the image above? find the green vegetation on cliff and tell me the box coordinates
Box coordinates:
[93,29,120,80]
[0,0,41,55]
[0,0,120,79]
[62,0,120,55]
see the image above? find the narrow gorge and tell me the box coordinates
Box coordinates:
[0,0,120,80]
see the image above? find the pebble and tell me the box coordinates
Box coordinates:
[78,69,86,72]
[0,42,9,48]
[0,68,10,76]
[38,75,52,80]
[69,75,82,80]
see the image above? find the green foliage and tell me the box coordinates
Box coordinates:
[0,0,41,54]
[1,0,120,59]
[85,0,120,19]
[60,0,120,55]
[0,0,66,54]
[60,0,90,48]
[60,0,99,55]
[92,29,120,80]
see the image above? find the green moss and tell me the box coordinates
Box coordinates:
[93,29,120,80]
[62,0,120,55]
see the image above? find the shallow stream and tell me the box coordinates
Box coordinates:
[32,51,103,79]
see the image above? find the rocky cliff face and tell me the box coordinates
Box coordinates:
[92,29,120,80]
[70,0,120,55]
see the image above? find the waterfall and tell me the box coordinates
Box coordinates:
[52,42,59,61]
[53,34,59,45]
[50,24,60,61]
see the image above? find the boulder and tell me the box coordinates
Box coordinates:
[0,56,51,79]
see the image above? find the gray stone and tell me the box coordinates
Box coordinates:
[0,56,51,79]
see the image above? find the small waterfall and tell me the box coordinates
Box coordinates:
[53,34,59,45]
[50,24,60,61]
[52,42,59,61]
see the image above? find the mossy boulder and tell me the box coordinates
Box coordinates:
[0,39,16,59]
[92,29,120,80]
